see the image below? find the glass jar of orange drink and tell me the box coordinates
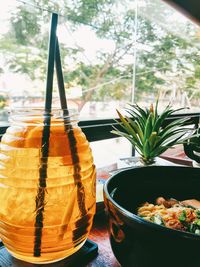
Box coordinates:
[0,108,96,264]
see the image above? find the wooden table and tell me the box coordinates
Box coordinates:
[87,212,120,267]
[85,165,120,267]
[0,155,192,267]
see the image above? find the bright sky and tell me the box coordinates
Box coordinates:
[0,0,118,97]
[0,0,18,36]
[58,25,116,64]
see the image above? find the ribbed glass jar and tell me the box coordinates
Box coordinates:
[0,108,96,264]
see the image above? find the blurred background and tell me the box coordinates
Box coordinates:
[0,0,199,167]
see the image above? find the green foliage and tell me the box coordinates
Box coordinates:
[112,101,190,164]
[67,0,111,26]
[0,0,200,110]
[11,7,41,46]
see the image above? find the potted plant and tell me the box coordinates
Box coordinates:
[111,100,191,165]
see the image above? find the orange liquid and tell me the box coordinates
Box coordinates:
[0,119,96,263]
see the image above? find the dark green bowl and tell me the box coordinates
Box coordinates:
[103,166,200,267]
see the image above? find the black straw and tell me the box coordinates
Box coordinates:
[55,36,87,243]
[45,13,58,111]
[34,13,58,257]
[55,37,69,116]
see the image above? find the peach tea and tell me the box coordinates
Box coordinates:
[0,109,96,263]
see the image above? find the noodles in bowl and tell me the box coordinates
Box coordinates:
[137,198,200,235]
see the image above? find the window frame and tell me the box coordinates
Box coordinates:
[1,112,198,142]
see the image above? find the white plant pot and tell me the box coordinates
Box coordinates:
[192,160,200,168]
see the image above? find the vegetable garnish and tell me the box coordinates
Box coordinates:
[178,210,187,222]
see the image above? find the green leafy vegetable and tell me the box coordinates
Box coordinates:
[196,210,200,219]
[178,210,187,222]
[189,220,200,234]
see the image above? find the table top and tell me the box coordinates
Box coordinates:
[0,155,193,267]
[87,213,120,267]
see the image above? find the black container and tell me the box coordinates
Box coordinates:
[103,166,200,267]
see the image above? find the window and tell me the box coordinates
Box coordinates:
[136,0,200,113]
[0,0,134,122]
[0,0,200,168]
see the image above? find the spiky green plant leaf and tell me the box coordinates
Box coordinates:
[112,101,192,164]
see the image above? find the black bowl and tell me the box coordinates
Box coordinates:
[103,166,200,267]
